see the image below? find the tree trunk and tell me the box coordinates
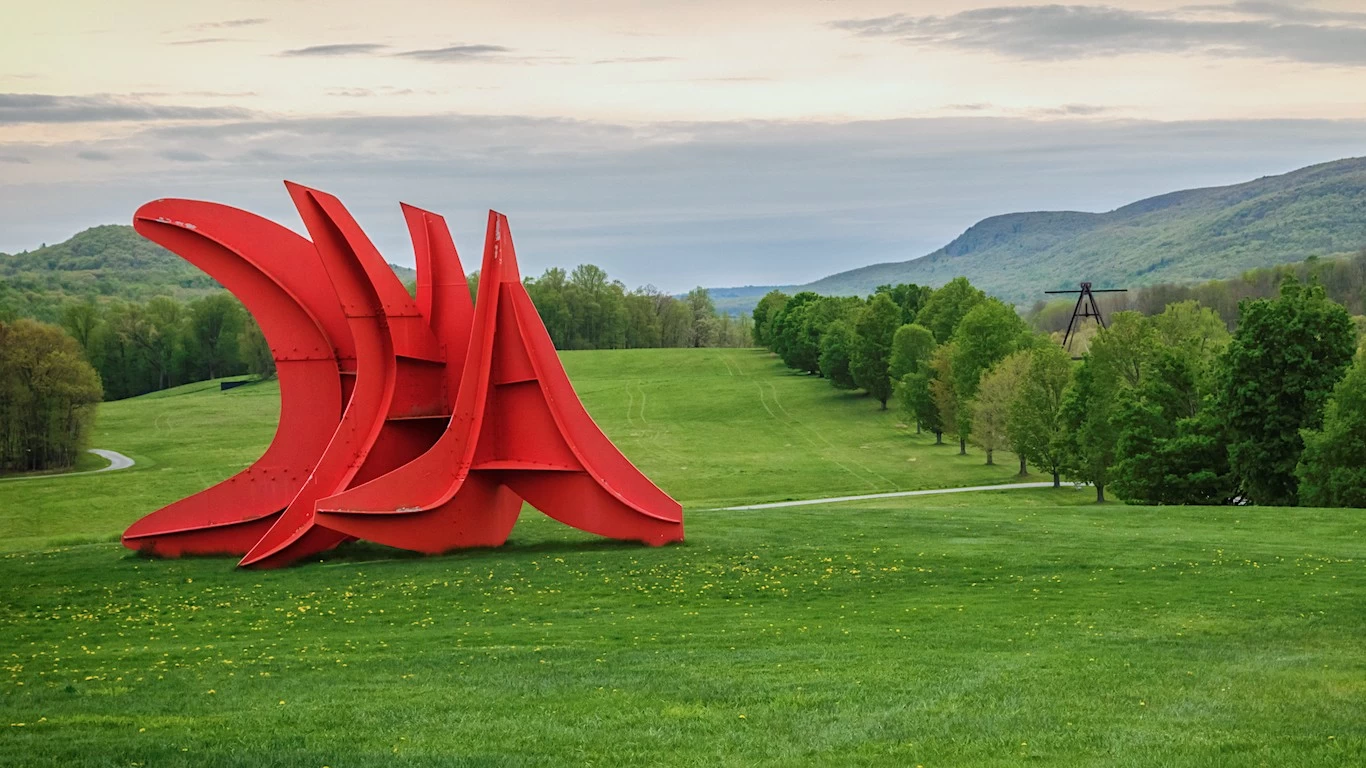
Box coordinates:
[1052,471,1060,488]
[879,399,887,410]
[915,421,921,435]
[1095,484,1105,503]
[959,437,966,455]
[934,430,943,445]
[985,448,993,465]
[1018,456,1028,476]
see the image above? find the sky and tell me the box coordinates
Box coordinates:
[3,0,1366,291]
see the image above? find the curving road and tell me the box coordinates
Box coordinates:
[0,449,135,482]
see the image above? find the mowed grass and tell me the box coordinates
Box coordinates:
[1,348,1363,766]
[0,349,1026,551]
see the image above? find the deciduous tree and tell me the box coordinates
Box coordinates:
[1060,356,1119,502]
[1111,351,1233,504]
[916,277,985,344]
[1010,344,1073,486]
[1296,345,1366,508]
[752,290,789,348]
[888,323,935,382]
[0,319,103,472]
[898,371,941,442]
[1218,278,1355,505]
[970,351,1030,466]
[819,321,858,389]
[930,343,966,453]
[850,293,901,408]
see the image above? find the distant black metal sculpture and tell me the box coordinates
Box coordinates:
[1045,282,1128,356]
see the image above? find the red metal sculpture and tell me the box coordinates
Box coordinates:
[121,183,684,568]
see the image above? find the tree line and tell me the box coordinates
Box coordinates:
[1028,248,1366,335]
[497,265,750,351]
[57,294,269,402]
[37,264,748,403]
[754,274,1366,508]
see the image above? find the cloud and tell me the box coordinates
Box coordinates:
[170,38,236,46]
[326,87,418,98]
[591,56,681,64]
[280,43,388,57]
[158,149,213,163]
[0,154,30,164]
[1037,104,1113,116]
[76,150,113,161]
[195,18,268,29]
[392,44,511,62]
[831,3,1366,66]
[0,93,253,124]
[1185,2,1366,24]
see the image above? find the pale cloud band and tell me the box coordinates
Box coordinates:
[833,2,1366,65]
[0,93,252,124]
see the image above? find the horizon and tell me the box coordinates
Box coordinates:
[4,1,1366,292]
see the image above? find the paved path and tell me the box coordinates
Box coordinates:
[714,481,1065,510]
[0,449,135,482]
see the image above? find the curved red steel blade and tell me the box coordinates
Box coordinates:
[486,213,682,544]
[238,184,446,568]
[315,212,683,552]
[120,200,351,557]
[314,211,522,550]
[403,203,473,405]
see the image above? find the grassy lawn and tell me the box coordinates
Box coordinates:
[0,348,1028,551]
[2,348,1362,766]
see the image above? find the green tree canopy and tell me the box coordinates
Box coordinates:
[929,342,966,453]
[1060,355,1120,502]
[1111,350,1233,505]
[1009,343,1074,486]
[887,323,936,382]
[1296,345,1366,508]
[0,319,103,472]
[970,351,1030,467]
[819,321,858,390]
[876,283,934,326]
[1218,278,1356,505]
[752,290,789,348]
[916,277,986,344]
[187,294,245,381]
[849,293,901,408]
[950,298,1030,402]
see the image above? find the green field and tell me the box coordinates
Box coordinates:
[2,349,1362,766]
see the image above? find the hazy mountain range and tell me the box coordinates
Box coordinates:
[709,157,1366,312]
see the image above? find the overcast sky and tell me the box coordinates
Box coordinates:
[3,0,1366,290]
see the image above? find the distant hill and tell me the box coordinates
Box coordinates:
[0,224,417,321]
[713,157,1366,311]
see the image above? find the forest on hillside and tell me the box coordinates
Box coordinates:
[0,225,416,322]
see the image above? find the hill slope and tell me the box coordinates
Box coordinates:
[0,224,417,321]
[805,157,1366,303]
[714,157,1366,309]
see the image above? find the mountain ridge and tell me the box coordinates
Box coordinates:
[710,156,1366,312]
